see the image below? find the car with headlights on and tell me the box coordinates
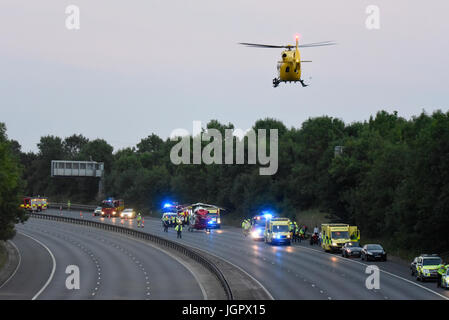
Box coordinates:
[361,244,387,261]
[249,215,270,241]
[93,206,102,216]
[120,208,136,219]
[206,212,221,229]
[341,242,362,258]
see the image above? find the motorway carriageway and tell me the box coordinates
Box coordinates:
[0,218,203,300]
[21,209,449,300]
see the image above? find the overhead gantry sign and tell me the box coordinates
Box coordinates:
[51,160,105,197]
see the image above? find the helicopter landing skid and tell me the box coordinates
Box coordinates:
[299,79,308,87]
[272,78,308,88]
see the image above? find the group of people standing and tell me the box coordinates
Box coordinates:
[162,215,183,238]
[289,221,312,243]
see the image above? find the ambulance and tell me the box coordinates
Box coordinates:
[321,224,360,252]
[264,217,291,245]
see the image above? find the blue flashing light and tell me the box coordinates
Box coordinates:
[163,203,172,208]
[261,210,274,219]
[263,213,273,219]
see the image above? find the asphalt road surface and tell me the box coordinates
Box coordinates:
[43,209,449,300]
[0,217,204,300]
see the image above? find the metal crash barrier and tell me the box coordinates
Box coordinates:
[29,212,233,300]
[47,202,96,211]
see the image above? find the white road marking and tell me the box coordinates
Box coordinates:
[174,241,275,300]
[18,231,56,300]
[38,212,265,300]
[295,244,449,300]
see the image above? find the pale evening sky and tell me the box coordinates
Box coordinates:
[1,0,448,152]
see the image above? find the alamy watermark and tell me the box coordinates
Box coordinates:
[65,5,80,30]
[169,121,278,176]
[365,5,380,30]
[65,265,80,290]
[365,265,380,289]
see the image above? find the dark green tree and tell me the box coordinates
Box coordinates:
[0,123,26,240]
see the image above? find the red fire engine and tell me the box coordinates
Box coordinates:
[100,198,124,218]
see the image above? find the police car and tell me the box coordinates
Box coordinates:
[411,254,442,282]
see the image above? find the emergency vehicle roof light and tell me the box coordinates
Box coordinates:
[263,212,273,219]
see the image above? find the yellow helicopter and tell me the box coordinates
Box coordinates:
[239,36,336,88]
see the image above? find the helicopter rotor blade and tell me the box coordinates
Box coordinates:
[238,42,293,49]
[239,41,336,49]
[298,41,337,48]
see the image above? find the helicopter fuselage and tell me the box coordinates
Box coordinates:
[277,48,301,81]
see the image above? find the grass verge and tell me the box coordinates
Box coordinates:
[0,241,8,273]
[295,208,331,229]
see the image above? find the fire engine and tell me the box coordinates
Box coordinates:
[187,207,211,232]
[187,203,223,229]
[100,198,124,218]
[20,196,48,212]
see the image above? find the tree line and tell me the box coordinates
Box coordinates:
[1,110,448,256]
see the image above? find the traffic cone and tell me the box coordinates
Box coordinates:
[142,219,144,228]
[80,211,83,218]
